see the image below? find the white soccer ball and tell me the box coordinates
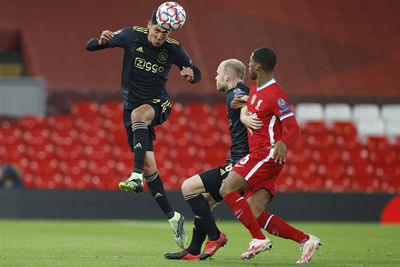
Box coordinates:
[156,2,186,31]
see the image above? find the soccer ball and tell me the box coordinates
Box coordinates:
[156,2,186,31]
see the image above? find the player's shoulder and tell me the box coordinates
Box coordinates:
[165,36,180,46]
[269,82,287,98]
[231,82,250,96]
[112,27,140,41]
[132,26,149,35]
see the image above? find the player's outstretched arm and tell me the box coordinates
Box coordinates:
[231,95,248,110]
[268,116,300,163]
[180,65,201,83]
[85,30,114,51]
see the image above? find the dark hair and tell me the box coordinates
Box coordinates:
[253,48,276,72]
[151,9,158,25]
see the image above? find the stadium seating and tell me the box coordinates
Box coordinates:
[324,103,352,123]
[1,101,399,193]
[294,103,324,123]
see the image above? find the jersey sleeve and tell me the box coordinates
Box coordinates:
[108,28,131,48]
[174,45,201,83]
[270,92,294,121]
[174,45,195,69]
[233,85,249,96]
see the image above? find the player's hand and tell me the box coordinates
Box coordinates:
[180,66,194,82]
[231,95,248,110]
[99,30,114,45]
[241,113,263,130]
[268,140,286,164]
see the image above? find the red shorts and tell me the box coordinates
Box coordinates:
[232,151,284,201]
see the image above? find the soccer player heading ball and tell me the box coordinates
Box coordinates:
[86,2,201,248]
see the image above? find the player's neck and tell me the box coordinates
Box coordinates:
[256,73,273,87]
[227,79,241,89]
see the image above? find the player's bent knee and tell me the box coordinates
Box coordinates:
[181,179,194,196]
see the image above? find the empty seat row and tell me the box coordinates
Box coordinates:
[296,103,400,123]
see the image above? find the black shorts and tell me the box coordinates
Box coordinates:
[199,163,234,202]
[123,98,172,152]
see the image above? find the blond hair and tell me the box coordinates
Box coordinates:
[220,59,246,81]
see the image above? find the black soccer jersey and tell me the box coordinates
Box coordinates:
[225,82,250,164]
[86,26,201,109]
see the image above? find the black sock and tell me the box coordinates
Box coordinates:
[145,172,174,219]
[131,122,148,173]
[185,194,220,241]
[186,218,207,255]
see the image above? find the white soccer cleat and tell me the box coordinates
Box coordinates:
[240,237,273,260]
[296,234,321,263]
[168,211,187,248]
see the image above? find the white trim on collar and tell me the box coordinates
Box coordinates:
[257,78,276,91]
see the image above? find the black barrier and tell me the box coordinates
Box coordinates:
[0,189,395,221]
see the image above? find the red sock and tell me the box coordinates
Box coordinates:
[224,191,265,240]
[257,211,309,243]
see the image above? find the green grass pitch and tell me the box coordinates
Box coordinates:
[1,219,399,266]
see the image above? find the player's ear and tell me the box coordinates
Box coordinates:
[147,21,152,29]
[225,73,230,82]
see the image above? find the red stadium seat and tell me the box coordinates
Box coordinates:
[376,165,400,193]
[54,144,83,161]
[47,114,74,131]
[99,101,123,120]
[71,101,99,119]
[50,128,79,146]
[63,173,92,190]
[310,149,341,165]
[305,134,335,150]
[286,162,321,191]
[331,121,357,138]
[19,115,46,130]
[346,164,379,192]
[186,103,216,131]
[0,125,22,146]
[335,134,362,150]
[58,159,87,176]
[214,103,227,121]
[317,163,350,192]
[365,136,391,151]
[286,148,312,164]
[341,148,369,166]
[369,150,397,166]
[301,121,329,136]
[21,128,50,146]
[25,143,54,160]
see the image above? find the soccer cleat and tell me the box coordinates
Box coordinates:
[296,234,321,263]
[164,250,200,260]
[118,172,144,193]
[200,232,228,260]
[240,237,273,260]
[169,212,188,248]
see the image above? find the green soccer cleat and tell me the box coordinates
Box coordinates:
[118,172,144,193]
[169,211,188,248]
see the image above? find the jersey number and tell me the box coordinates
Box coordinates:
[239,155,250,165]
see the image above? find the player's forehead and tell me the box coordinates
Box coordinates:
[216,63,225,73]
[249,54,255,63]
[152,24,170,33]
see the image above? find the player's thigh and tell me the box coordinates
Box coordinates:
[131,104,155,125]
[219,170,249,197]
[199,164,232,202]
[246,188,271,218]
[181,174,205,196]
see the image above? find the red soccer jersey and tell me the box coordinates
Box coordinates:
[247,78,294,159]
